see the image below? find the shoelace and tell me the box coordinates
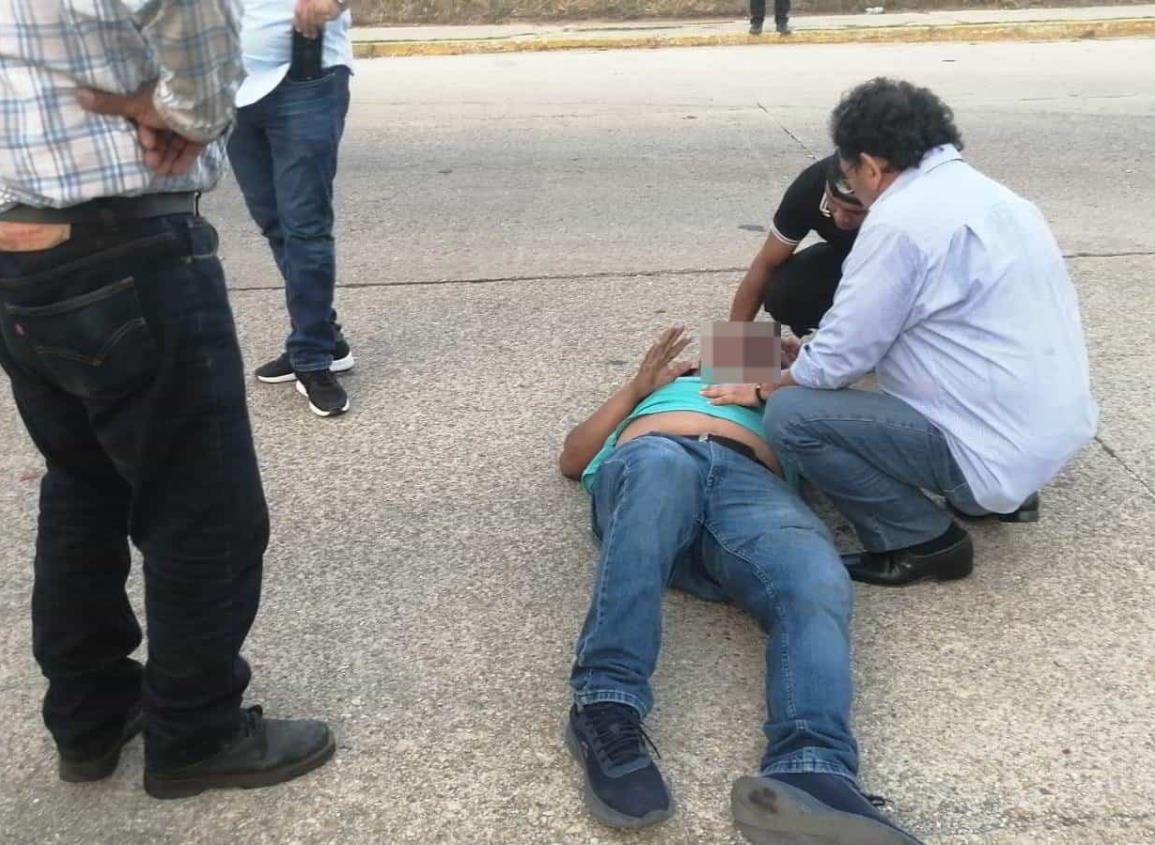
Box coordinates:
[303,370,341,388]
[586,705,661,766]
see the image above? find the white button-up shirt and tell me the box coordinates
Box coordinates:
[236,0,354,108]
[790,145,1097,512]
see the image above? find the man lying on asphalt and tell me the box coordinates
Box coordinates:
[708,78,1097,587]
[730,154,866,333]
[558,325,922,845]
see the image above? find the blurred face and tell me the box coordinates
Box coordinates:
[825,189,867,230]
[839,153,897,208]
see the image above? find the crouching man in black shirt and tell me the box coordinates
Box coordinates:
[730,156,866,333]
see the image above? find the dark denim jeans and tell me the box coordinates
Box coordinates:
[571,434,858,779]
[750,0,790,25]
[0,214,267,770]
[227,67,352,373]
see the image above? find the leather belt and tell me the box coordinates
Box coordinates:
[696,433,761,465]
[0,192,198,225]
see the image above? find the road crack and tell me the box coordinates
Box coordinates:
[1095,435,1155,499]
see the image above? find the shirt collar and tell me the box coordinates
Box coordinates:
[920,144,963,173]
[872,144,963,209]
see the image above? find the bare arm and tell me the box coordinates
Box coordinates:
[558,383,645,480]
[559,325,694,480]
[729,235,796,322]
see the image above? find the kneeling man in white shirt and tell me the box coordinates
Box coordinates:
[708,77,1097,587]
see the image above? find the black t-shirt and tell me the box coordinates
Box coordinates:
[770,155,858,255]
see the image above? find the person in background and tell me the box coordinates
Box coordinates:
[750,0,791,36]
[229,0,356,417]
[0,0,334,798]
[730,154,866,332]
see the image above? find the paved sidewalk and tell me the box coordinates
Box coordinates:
[353,4,1155,56]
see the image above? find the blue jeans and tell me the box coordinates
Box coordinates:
[571,434,858,779]
[227,67,351,372]
[765,387,985,552]
[0,215,266,769]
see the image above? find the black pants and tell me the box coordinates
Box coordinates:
[0,214,267,770]
[763,242,846,335]
[751,0,790,25]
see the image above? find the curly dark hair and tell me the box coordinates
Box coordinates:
[830,78,964,171]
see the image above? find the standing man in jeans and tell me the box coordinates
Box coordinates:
[229,0,356,418]
[0,0,333,798]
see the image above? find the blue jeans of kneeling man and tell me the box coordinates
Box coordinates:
[570,433,858,780]
[764,386,986,552]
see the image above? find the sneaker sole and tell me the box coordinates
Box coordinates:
[564,720,675,830]
[255,371,298,385]
[256,353,355,385]
[946,501,1040,524]
[731,776,923,845]
[295,380,350,417]
[143,731,336,800]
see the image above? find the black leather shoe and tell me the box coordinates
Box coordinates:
[59,708,144,783]
[842,532,974,587]
[947,492,1040,524]
[749,20,763,35]
[143,706,335,800]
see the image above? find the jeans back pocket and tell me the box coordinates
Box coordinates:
[4,275,159,399]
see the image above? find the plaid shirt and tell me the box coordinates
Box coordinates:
[0,0,244,210]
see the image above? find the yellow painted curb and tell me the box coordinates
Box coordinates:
[354,16,1155,58]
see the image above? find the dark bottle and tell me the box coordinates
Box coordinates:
[288,29,324,81]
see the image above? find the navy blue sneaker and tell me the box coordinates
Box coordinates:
[566,703,674,828]
[732,772,923,845]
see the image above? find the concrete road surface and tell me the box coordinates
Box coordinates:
[2,39,1153,845]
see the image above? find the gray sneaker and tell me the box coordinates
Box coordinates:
[732,773,923,844]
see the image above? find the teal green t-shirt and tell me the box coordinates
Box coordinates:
[580,376,766,493]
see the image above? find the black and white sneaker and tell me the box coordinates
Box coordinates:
[295,370,349,417]
[255,341,355,384]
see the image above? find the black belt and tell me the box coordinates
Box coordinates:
[0,192,198,225]
[695,433,762,465]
